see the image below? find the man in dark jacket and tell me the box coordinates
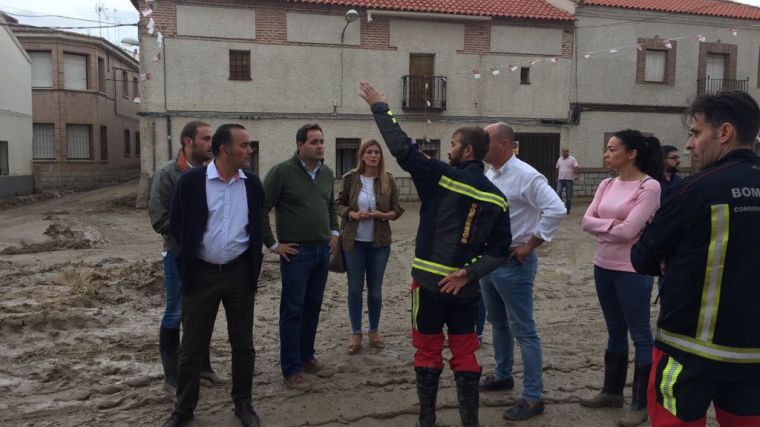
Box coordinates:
[162,124,264,427]
[631,91,760,427]
[148,120,222,397]
[359,82,511,427]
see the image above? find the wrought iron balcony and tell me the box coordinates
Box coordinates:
[697,77,748,95]
[402,75,447,111]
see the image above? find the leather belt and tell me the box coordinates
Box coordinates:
[197,252,247,271]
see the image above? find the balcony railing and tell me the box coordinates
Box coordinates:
[697,77,749,95]
[402,75,447,111]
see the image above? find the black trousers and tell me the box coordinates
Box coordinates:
[174,256,255,417]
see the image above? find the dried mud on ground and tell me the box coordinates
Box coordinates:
[0,179,702,426]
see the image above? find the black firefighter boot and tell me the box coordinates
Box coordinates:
[619,364,651,427]
[415,367,442,427]
[455,370,481,427]
[581,351,628,408]
[159,328,180,397]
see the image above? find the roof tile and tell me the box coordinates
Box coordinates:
[583,0,760,21]
[287,0,574,20]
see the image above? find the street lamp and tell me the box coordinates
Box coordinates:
[337,9,359,112]
[340,9,359,43]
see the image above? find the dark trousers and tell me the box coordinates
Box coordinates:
[279,243,330,377]
[649,347,760,426]
[173,256,255,418]
[411,280,481,373]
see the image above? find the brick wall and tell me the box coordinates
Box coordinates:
[361,15,391,49]
[561,28,574,58]
[34,163,138,190]
[463,22,491,54]
[255,7,287,43]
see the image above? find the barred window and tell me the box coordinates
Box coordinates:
[336,138,360,176]
[416,139,440,160]
[100,126,108,161]
[124,129,131,156]
[229,50,251,81]
[0,141,8,175]
[33,123,55,160]
[66,124,92,159]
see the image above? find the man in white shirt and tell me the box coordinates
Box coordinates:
[555,148,579,213]
[163,124,263,427]
[479,122,566,421]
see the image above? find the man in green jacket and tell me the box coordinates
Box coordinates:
[148,120,223,397]
[262,123,339,388]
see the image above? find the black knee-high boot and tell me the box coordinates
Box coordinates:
[415,367,442,427]
[455,370,481,427]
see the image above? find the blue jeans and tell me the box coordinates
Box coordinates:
[344,241,390,333]
[161,251,182,329]
[279,244,330,377]
[556,179,574,213]
[593,265,653,366]
[480,252,542,402]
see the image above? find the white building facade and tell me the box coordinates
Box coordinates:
[0,13,33,196]
[132,0,576,204]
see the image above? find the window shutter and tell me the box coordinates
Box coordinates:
[29,52,53,87]
[644,51,666,82]
[63,54,87,90]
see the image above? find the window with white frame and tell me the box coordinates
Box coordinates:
[644,50,667,82]
[33,123,55,160]
[66,124,92,159]
[29,51,53,88]
[63,53,87,90]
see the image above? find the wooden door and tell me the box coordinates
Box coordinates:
[514,133,561,188]
[409,54,434,108]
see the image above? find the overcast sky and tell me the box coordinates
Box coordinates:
[2,0,760,49]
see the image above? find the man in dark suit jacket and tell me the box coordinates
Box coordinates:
[162,124,264,427]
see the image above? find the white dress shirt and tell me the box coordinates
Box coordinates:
[486,155,566,247]
[198,161,250,264]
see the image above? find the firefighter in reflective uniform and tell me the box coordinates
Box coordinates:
[632,90,760,427]
[359,82,511,427]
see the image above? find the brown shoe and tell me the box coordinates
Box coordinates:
[368,331,385,349]
[302,359,324,374]
[283,372,308,389]
[346,333,362,355]
[302,359,337,377]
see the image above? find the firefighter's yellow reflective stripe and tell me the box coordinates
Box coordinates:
[412,286,420,330]
[438,176,508,211]
[386,110,397,124]
[697,204,729,342]
[659,356,683,416]
[657,328,760,363]
[412,258,458,276]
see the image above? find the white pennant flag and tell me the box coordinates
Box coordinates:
[142,8,153,17]
[473,70,481,80]
[147,17,155,34]
[157,32,164,48]
[152,51,161,62]
[696,35,706,42]
[491,68,500,76]
[663,39,672,49]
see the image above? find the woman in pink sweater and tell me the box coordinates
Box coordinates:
[581,129,663,427]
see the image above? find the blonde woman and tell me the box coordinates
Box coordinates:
[337,140,404,354]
